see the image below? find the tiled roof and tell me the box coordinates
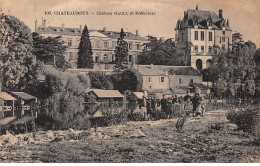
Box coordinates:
[176,9,231,31]
[38,26,148,41]
[134,65,202,76]
[11,92,37,100]
[0,92,16,101]
[91,89,124,98]
[133,65,166,76]
[191,83,208,90]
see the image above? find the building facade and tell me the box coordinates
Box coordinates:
[36,20,148,68]
[175,5,232,70]
[132,65,206,96]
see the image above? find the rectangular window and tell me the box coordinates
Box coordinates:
[69,52,73,60]
[222,31,225,35]
[181,33,184,42]
[112,41,117,48]
[209,32,212,41]
[219,37,222,43]
[201,46,204,53]
[103,54,108,62]
[194,31,198,40]
[222,37,225,42]
[201,31,204,41]
[209,46,212,53]
[104,41,108,48]
[222,44,225,50]
[95,41,99,48]
[129,43,133,49]
[179,78,182,84]
[136,44,141,50]
[148,77,152,83]
[68,39,72,47]
[160,77,165,83]
[194,45,198,53]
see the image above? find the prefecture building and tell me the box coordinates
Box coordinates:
[35,20,148,68]
[174,5,232,70]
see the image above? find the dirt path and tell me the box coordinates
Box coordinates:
[1,110,259,163]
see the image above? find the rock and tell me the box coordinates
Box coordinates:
[149,144,156,150]
[128,129,146,138]
[7,134,18,145]
[45,130,55,140]
[27,136,36,144]
[225,123,238,130]
[0,139,5,146]
[97,132,103,139]
[53,137,64,142]
[165,149,173,153]
[68,128,74,133]
[103,135,111,140]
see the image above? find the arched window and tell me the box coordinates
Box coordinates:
[196,59,202,71]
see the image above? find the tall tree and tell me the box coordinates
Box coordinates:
[32,32,69,70]
[114,28,128,69]
[77,25,93,69]
[0,13,43,91]
[138,36,181,66]
[88,71,113,90]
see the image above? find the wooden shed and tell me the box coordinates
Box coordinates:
[0,92,16,122]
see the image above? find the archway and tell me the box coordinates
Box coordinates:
[206,59,212,68]
[196,59,202,71]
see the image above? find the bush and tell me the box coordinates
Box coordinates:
[227,108,260,136]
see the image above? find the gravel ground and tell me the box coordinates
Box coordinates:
[0,110,259,163]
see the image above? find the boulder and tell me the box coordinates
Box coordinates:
[45,130,55,140]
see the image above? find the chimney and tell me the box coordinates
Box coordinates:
[219,9,223,20]
[196,4,199,10]
[136,30,139,36]
[62,23,65,31]
[103,27,106,32]
[35,19,38,32]
[80,25,82,33]
[42,19,46,29]
[150,64,153,69]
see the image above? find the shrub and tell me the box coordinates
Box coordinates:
[227,108,260,136]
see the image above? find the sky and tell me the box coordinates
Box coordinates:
[1,0,260,47]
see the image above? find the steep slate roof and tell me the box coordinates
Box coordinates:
[175,9,231,31]
[91,89,123,98]
[38,26,148,41]
[0,92,16,101]
[11,92,37,100]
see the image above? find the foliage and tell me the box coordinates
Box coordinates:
[115,28,128,69]
[111,70,139,93]
[37,67,90,129]
[254,48,260,87]
[208,39,256,98]
[88,71,113,90]
[227,108,260,136]
[0,14,43,91]
[138,37,182,66]
[32,32,69,70]
[77,25,94,69]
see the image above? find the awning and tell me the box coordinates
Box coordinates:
[0,92,16,101]
[11,92,37,100]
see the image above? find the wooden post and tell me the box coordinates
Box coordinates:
[12,100,14,117]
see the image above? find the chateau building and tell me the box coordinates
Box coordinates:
[175,5,232,70]
[35,20,148,68]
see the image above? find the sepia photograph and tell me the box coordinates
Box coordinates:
[0,0,259,163]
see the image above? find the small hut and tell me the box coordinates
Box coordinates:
[0,92,17,125]
[10,92,37,119]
